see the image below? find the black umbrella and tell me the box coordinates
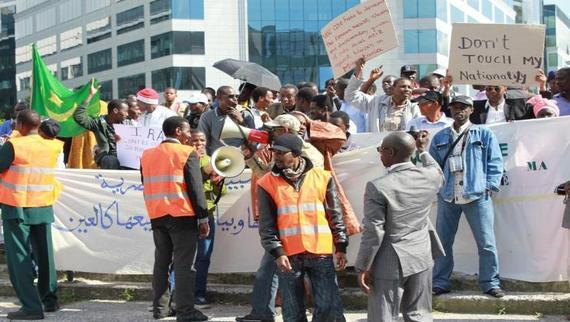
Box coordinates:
[213,58,282,91]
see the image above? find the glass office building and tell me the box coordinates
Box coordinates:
[544,4,570,71]
[14,0,241,101]
[0,1,16,115]
[247,0,360,89]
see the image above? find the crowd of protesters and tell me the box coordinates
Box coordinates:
[0,61,569,322]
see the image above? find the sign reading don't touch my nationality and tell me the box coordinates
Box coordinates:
[448,23,545,87]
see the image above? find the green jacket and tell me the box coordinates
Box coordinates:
[200,155,227,214]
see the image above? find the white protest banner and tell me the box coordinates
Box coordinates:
[448,23,545,87]
[114,125,163,169]
[321,0,398,78]
[53,118,570,282]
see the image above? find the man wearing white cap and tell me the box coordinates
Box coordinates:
[183,93,210,129]
[137,88,177,128]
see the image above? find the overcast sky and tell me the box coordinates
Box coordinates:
[544,0,570,17]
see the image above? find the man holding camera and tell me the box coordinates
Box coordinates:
[429,95,505,298]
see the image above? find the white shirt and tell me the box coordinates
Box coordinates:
[485,100,506,124]
[139,105,177,128]
[448,121,474,204]
[405,114,453,133]
[251,107,266,129]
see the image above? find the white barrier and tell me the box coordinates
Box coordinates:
[52,117,570,282]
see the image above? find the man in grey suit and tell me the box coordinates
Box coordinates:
[355,131,444,322]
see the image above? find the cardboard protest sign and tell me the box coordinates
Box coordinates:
[448,23,545,86]
[321,0,399,78]
[114,125,163,169]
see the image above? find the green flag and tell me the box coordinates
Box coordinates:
[31,44,104,137]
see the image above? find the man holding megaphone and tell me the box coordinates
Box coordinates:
[198,86,256,156]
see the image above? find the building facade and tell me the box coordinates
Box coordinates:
[0,0,16,116]
[15,0,247,101]
[513,0,544,24]
[544,4,570,71]
[14,0,528,102]
[364,0,516,92]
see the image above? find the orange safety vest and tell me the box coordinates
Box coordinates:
[141,143,196,220]
[0,135,63,207]
[257,167,333,256]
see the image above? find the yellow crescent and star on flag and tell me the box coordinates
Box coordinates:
[31,43,107,137]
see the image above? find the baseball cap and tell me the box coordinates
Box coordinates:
[400,65,417,74]
[264,114,301,132]
[412,91,442,105]
[184,93,209,105]
[450,95,474,107]
[432,68,446,78]
[547,70,556,82]
[270,133,303,155]
[39,119,61,139]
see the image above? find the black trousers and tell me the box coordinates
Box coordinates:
[152,224,199,319]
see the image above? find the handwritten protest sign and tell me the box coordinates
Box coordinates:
[448,23,545,86]
[114,125,163,169]
[321,0,398,78]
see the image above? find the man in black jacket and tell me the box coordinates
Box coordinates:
[471,85,533,124]
[257,134,348,322]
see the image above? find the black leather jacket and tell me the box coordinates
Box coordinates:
[257,157,348,259]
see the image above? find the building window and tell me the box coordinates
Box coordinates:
[150,0,171,24]
[418,29,437,53]
[495,7,505,23]
[59,0,82,23]
[15,16,32,39]
[60,27,83,51]
[35,7,56,31]
[116,6,144,35]
[437,30,448,56]
[37,36,57,57]
[86,0,111,13]
[249,0,359,87]
[118,73,146,99]
[436,0,447,22]
[468,0,479,11]
[61,57,83,81]
[117,39,145,67]
[151,67,205,92]
[15,45,32,64]
[87,17,112,44]
[404,29,437,54]
[88,49,112,74]
[419,64,438,77]
[482,0,492,20]
[545,35,556,47]
[99,80,113,101]
[16,72,31,92]
[451,5,464,23]
[151,31,205,59]
[403,0,436,19]
[172,0,204,20]
[548,53,558,67]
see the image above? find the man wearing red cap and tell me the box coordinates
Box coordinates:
[137,88,177,128]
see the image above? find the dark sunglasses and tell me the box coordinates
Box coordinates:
[485,86,501,92]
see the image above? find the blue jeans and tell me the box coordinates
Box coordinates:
[277,254,340,322]
[195,217,215,298]
[249,251,279,319]
[432,195,500,292]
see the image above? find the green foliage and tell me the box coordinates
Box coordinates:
[120,288,136,302]
[497,304,507,315]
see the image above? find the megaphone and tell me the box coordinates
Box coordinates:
[210,146,246,178]
[220,117,269,144]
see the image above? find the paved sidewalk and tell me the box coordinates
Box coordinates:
[0,297,566,321]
